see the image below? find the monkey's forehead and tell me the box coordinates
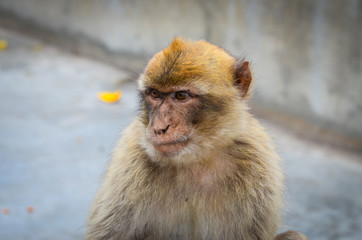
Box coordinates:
[141,39,236,90]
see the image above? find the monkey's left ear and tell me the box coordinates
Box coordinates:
[234,60,253,99]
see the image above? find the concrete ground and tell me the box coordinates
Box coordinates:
[0,28,361,240]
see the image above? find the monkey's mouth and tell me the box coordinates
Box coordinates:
[152,139,189,156]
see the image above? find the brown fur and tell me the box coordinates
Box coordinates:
[85,38,307,240]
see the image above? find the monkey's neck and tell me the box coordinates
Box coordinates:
[155,150,237,191]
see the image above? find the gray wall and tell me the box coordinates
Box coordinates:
[0,0,361,141]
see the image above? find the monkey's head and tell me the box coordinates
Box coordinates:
[138,37,252,165]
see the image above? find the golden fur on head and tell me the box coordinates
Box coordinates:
[139,37,238,96]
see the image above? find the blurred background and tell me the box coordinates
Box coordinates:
[0,0,361,239]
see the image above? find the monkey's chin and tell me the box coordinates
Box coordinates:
[153,142,188,157]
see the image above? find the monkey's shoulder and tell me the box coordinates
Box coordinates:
[223,138,283,186]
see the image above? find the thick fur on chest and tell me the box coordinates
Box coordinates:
[125,177,241,239]
[119,158,280,240]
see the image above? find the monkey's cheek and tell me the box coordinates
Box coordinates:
[153,143,186,156]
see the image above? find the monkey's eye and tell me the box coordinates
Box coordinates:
[175,91,190,101]
[150,89,162,99]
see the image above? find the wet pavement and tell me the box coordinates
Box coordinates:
[0,28,361,240]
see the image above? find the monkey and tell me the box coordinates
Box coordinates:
[85,37,308,240]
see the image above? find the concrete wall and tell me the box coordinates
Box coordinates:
[0,0,361,141]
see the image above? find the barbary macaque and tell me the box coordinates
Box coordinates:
[86,38,308,240]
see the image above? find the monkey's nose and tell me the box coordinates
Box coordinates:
[154,125,170,135]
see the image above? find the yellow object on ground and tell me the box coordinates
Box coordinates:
[0,39,8,50]
[98,90,122,103]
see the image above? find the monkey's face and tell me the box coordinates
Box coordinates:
[141,85,201,157]
[137,37,252,164]
[138,80,245,166]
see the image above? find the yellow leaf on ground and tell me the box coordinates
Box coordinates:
[0,39,8,50]
[98,90,122,103]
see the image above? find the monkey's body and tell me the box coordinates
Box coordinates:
[87,118,283,240]
[86,38,307,240]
